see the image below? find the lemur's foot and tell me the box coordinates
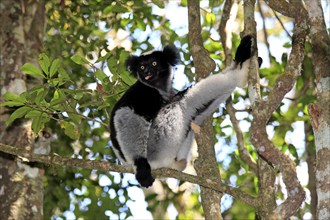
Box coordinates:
[234,35,263,68]
[234,35,254,66]
[135,158,154,188]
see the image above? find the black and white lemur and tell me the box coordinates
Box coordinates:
[110,35,261,187]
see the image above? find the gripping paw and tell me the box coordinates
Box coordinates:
[234,35,254,66]
[134,158,155,187]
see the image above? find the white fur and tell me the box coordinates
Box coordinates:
[145,59,251,170]
[113,51,252,172]
[113,107,151,164]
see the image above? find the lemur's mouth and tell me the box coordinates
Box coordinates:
[144,73,152,80]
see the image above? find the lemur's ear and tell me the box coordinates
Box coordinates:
[163,45,180,66]
[125,55,139,77]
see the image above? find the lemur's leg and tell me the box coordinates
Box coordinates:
[113,107,154,187]
[181,35,258,125]
[146,36,261,175]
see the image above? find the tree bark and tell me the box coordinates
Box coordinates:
[242,0,277,218]
[305,122,317,219]
[305,1,330,219]
[0,0,45,219]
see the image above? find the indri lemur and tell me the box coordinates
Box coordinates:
[110,36,261,187]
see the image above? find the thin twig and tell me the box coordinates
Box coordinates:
[272,10,292,38]
[226,98,258,173]
[257,1,272,61]
[218,0,233,66]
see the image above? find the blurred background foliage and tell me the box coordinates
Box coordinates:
[4,0,327,219]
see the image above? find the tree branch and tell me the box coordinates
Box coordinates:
[218,0,234,66]
[0,142,259,207]
[263,0,297,18]
[250,1,308,218]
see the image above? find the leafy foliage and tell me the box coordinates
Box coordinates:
[1,0,318,219]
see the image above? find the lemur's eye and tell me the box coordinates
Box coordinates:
[140,65,145,70]
[152,61,157,66]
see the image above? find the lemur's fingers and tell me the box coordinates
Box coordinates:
[258,57,263,67]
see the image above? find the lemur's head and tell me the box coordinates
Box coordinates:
[126,45,180,90]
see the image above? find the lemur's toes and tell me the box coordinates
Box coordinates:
[234,35,254,66]
[136,171,154,188]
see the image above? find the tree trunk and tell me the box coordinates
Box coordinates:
[305,1,330,219]
[0,0,45,219]
[187,0,222,219]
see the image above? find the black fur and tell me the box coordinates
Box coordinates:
[110,45,180,187]
[110,37,261,188]
[235,35,253,66]
[235,35,263,68]
[163,45,180,66]
[134,158,154,187]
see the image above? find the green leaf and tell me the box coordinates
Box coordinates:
[6,106,32,125]
[96,52,111,63]
[119,51,129,63]
[31,113,49,133]
[31,118,43,134]
[62,97,81,124]
[95,69,108,81]
[38,53,50,75]
[0,101,25,107]
[68,112,81,125]
[71,54,89,65]
[3,92,27,103]
[112,4,128,13]
[283,42,292,48]
[50,58,61,78]
[107,58,118,73]
[152,0,165,8]
[24,110,50,133]
[136,19,147,31]
[288,144,299,160]
[21,63,45,78]
[50,91,66,107]
[25,110,43,118]
[35,88,48,104]
[120,71,136,86]
[103,4,128,14]
[58,67,70,85]
[62,121,80,139]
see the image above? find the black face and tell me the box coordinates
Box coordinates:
[126,45,180,88]
[135,53,169,84]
